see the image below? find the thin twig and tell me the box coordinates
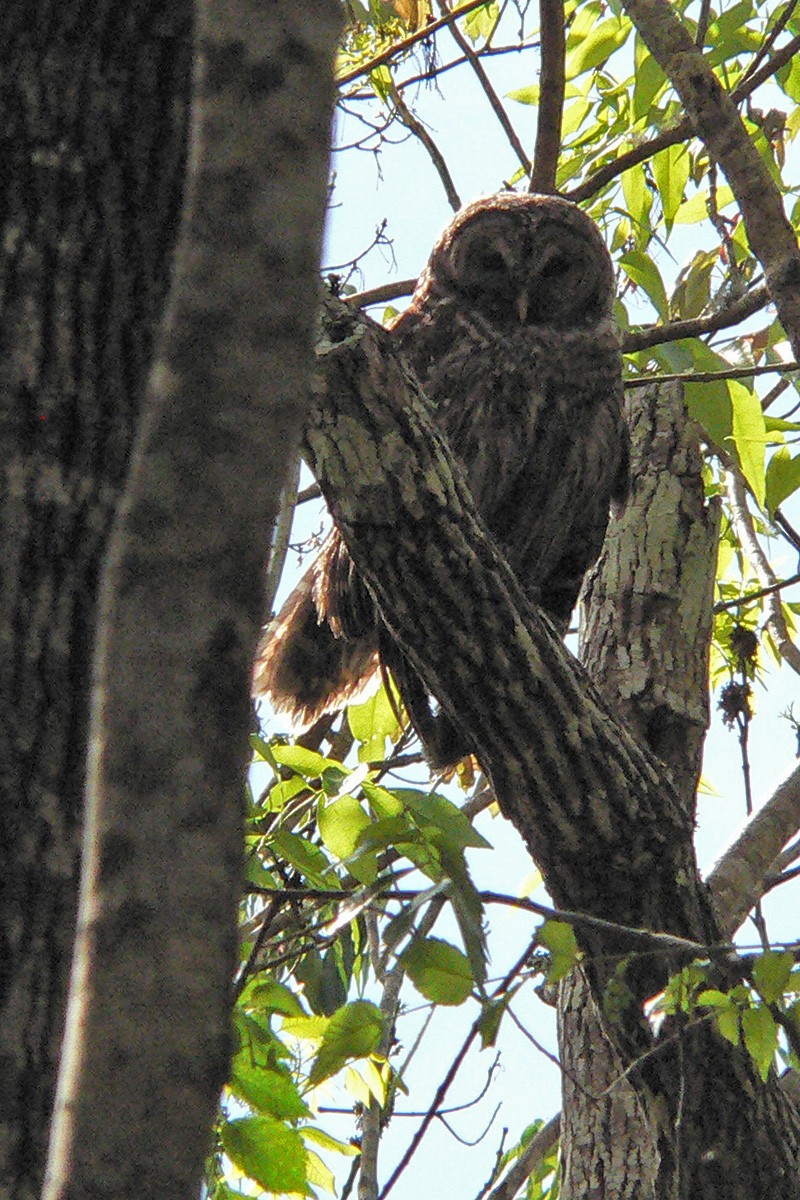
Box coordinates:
[625,359,799,388]
[484,1114,560,1200]
[263,455,301,615]
[390,84,462,210]
[724,465,800,676]
[337,0,493,87]
[436,0,532,179]
[739,0,799,88]
[714,572,800,614]
[376,936,540,1200]
[529,0,565,193]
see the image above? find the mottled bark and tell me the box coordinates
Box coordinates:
[42,4,340,1200]
[620,0,800,360]
[559,383,718,1199]
[0,7,193,1196]
[305,300,800,1196]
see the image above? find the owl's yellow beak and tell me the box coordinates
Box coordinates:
[516,291,529,323]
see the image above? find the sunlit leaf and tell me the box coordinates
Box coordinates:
[620,250,669,321]
[539,920,580,982]
[652,143,690,230]
[752,950,794,1004]
[308,1000,385,1085]
[401,936,474,1005]
[221,1116,308,1195]
[729,381,767,509]
[765,446,800,517]
[742,1006,778,1081]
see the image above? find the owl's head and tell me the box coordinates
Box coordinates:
[424,193,615,330]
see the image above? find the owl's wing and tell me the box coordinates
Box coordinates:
[252,531,379,728]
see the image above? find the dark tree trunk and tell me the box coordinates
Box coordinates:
[0,7,193,1195]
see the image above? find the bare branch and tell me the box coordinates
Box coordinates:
[436,0,532,179]
[529,0,565,193]
[390,85,462,210]
[625,359,799,388]
[347,279,418,308]
[621,285,771,353]
[263,455,301,616]
[714,571,800,614]
[708,763,800,936]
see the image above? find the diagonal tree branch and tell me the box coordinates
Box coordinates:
[435,0,532,179]
[307,296,800,1196]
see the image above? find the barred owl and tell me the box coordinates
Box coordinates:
[253,193,628,765]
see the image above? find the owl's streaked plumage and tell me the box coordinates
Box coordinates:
[253,193,628,764]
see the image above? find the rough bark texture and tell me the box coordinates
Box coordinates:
[305,299,800,1197]
[41,4,341,1200]
[0,8,193,1196]
[621,0,800,360]
[559,383,718,1199]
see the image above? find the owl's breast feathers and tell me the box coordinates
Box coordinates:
[394,314,627,627]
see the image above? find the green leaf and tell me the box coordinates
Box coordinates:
[318,795,377,884]
[229,1063,309,1120]
[348,680,403,761]
[674,185,735,224]
[766,447,800,517]
[632,37,667,121]
[752,950,795,1004]
[715,1005,741,1046]
[462,0,499,42]
[565,15,630,79]
[264,774,306,813]
[396,789,492,851]
[401,936,474,1005]
[308,1000,385,1085]
[507,84,539,106]
[729,381,767,509]
[304,1149,337,1195]
[269,830,337,889]
[318,795,371,860]
[272,744,347,780]
[620,250,669,321]
[361,779,404,819]
[221,1116,308,1195]
[303,1124,360,1157]
[652,143,690,230]
[239,977,306,1019]
[282,1013,331,1042]
[439,845,488,986]
[538,920,580,982]
[742,1006,778,1081]
[478,994,511,1048]
[621,164,652,234]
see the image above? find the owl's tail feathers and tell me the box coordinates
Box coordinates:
[252,558,380,730]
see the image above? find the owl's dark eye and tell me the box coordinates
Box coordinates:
[539,251,570,278]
